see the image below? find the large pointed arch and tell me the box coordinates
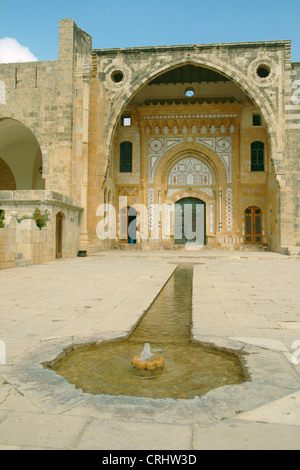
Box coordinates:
[104,57,278,179]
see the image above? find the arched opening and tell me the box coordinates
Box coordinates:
[0,158,16,190]
[56,212,64,258]
[106,60,276,163]
[175,197,206,245]
[102,61,277,250]
[0,118,45,190]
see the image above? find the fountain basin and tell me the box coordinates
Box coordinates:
[44,265,248,399]
[132,354,164,370]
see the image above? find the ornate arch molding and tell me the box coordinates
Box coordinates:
[153,142,227,189]
[165,188,212,206]
[241,199,265,213]
[105,55,279,178]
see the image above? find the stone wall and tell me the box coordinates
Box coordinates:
[0,216,54,269]
[0,19,92,202]
[0,218,16,269]
[0,190,83,269]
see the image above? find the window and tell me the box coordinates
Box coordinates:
[121,115,131,126]
[120,141,132,172]
[253,114,262,126]
[257,65,270,78]
[251,141,265,172]
[185,87,195,97]
[111,70,124,83]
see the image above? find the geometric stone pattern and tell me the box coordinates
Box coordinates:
[225,187,233,232]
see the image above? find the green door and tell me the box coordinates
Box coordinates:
[174,197,206,245]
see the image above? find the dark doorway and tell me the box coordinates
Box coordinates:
[174,197,206,245]
[119,206,137,244]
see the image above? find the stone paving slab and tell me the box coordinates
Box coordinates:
[193,421,300,450]
[235,390,300,426]
[0,251,299,450]
[75,419,193,451]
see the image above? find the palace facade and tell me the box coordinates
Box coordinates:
[0,19,300,265]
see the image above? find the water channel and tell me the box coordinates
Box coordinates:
[45,264,247,399]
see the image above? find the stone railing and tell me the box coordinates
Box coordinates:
[0,212,55,269]
[0,191,84,269]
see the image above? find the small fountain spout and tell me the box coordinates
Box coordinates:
[140,343,153,362]
[132,342,164,370]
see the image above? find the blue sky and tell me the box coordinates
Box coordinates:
[0,0,300,62]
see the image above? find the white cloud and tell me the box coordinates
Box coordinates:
[0,38,38,64]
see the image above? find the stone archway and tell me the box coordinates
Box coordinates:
[0,118,45,190]
[93,51,281,251]
[104,57,279,178]
[0,157,16,190]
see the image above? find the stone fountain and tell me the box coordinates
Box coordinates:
[131,343,164,371]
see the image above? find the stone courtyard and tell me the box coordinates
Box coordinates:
[0,250,300,450]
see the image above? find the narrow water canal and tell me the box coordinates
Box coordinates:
[46,264,247,399]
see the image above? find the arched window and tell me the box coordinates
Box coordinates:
[120,141,132,173]
[251,141,265,172]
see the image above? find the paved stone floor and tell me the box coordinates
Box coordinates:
[0,250,300,450]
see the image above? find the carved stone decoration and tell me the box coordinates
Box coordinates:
[168,157,213,186]
[243,187,264,196]
[118,186,139,204]
[209,203,214,233]
[148,187,155,232]
[148,138,183,183]
[225,188,233,232]
[167,187,213,197]
[196,137,232,183]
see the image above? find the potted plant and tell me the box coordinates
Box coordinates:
[32,208,50,230]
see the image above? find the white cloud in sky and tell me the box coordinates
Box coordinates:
[0,38,38,64]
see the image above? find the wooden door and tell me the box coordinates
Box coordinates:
[245,207,262,244]
[56,212,63,258]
